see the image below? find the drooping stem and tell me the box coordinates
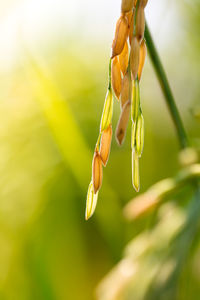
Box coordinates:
[144,23,189,149]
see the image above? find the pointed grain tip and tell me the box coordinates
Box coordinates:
[116,129,124,146]
[133,184,140,193]
[111,53,115,59]
[85,182,99,221]
[85,213,89,221]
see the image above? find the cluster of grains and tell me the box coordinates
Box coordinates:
[85,72,113,220]
[85,0,148,220]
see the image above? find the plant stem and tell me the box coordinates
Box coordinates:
[108,58,111,90]
[144,23,189,149]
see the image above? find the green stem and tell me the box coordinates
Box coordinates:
[96,132,102,151]
[144,23,189,149]
[108,58,111,90]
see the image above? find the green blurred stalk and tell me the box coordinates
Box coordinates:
[145,23,189,149]
[26,53,124,260]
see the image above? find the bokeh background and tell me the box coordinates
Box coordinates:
[0,0,199,299]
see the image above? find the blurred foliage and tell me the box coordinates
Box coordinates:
[0,0,199,300]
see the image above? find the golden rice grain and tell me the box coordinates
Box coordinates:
[115,100,131,145]
[138,39,147,81]
[92,151,103,194]
[130,36,140,80]
[136,6,145,42]
[126,10,133,29]
[118,41,129,76]
[121,0,134,13]
[111,56,122,99]
[128,11,134,45]
[140,0,148,8]
[111,15,129,58]
[100,125,112,166]
[120,71,131,109]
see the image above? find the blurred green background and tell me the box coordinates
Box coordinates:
[0,0,199,299]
